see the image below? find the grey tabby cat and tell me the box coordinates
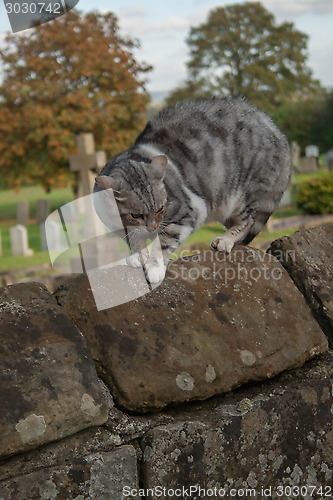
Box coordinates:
[93,98,291,283]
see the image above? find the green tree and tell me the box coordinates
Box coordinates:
[0,10,151,191]
[167,2,320,111]
[273,91,333,152]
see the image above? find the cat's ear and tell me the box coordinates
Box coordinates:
[95,175,121,192]
[151,155,168,180]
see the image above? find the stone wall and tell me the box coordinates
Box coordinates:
[0,224,332,499]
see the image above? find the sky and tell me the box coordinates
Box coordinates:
[0,0,332,98]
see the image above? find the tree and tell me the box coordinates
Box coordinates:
[167,2,320,111]
[273,91,333,153]
[0,10,151,191]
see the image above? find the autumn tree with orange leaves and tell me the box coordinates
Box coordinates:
[0,10,151,191]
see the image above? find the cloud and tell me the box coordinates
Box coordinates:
[146,59,187,94]
[119,7,147,18]
[308,45,333,87]
[119,15,190,38]
[263,0,333,17]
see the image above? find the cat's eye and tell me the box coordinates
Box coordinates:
[131,213,144,219]
[156,206,165,215]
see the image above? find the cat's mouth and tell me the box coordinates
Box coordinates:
[126,226,158,238]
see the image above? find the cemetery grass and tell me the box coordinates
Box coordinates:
[0,185,73,222]
[176,223,296,257]
[293,171,327,185]
[0,224,50,270]
[0,221,296,272]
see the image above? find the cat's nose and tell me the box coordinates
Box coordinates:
[147,221,159,232]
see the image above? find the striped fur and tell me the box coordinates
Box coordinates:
[94,98,291,268]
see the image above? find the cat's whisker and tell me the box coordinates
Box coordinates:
[118,230,140,248]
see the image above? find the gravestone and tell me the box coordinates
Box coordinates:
[279,187,292,207]
[68,134,107,272]
[300,157,318,173]
[10,225,33,256]
[324,149,333,171]
[36,199,50,225]
[300,144,320,173]
[291,141,300,169]
[16,201,29,226]
[41,220,62,252]
[305,145,319,158]
[69,133,107,198]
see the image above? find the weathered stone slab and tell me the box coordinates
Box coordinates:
[299,156,318,173]
[0,446,138,500]
[0,426,115,483]
[16,200,29,226]
[0,283,110,459]
[268,224,333,346]
[54,247,328,412]
[36,198,50,225]
[10,224,33,256]
[140,352,333,498]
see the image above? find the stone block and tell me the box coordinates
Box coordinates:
[36,199,50,225]
[0,446,138,499]
[10,224,33,256]
[279,187,291,207]
[0,283,110,459]
[268,224,333,346]
[299,157,318,173]
[16,201,29,226]
[54,247,328,412]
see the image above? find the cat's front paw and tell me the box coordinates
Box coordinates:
[145,257,166,284]
[211,236,234,253]
[126,252,148,268]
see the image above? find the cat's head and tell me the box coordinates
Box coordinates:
[94,155,168,234]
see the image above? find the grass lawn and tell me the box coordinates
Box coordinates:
[0,185,74,222]
[0,224,51,271]
[1,220,297,272]
[271,205,304,219]
[293,170,327,185]
[175,223,297,258]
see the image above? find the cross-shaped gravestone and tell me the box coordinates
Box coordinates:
[69,133,107,198]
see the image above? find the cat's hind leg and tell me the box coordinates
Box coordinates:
[210,215,255,253]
